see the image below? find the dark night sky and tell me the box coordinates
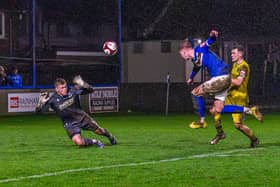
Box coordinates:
[124,0,280,40]
[13,0,280,41]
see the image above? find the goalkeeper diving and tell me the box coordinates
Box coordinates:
[36,76,117,148]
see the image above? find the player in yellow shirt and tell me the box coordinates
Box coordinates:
[224,45,260,147]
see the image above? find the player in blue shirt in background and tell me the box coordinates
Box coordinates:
[179,30,263,145]
[7,66,22,88]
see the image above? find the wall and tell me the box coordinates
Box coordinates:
[122,41,201,83]
[119,83,193,113]
[0,89,90,115]
[0,84,194,116]
[1,84,280,116]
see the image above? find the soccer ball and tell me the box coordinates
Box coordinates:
[103,41,118,56]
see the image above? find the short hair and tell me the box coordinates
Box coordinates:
[232,44,244,55]
[11,66,18,71]
[54,78,66,87]
[179,38,193,50]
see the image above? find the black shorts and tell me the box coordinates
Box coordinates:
[64,116,101,139]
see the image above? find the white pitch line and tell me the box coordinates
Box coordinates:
[0,148,263,184]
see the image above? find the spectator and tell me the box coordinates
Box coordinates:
[8,66,23,88]
[0,66,7,86]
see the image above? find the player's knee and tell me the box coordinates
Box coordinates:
[213,100,224,113]
[75,140,84,146]
[216,108,222,113]
[214,105,223,113]
[191,89,196,96]
[191,87,203,96]
[72,136,84,146]
[209,107,216,115]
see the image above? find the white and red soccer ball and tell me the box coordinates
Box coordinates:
[103,41,118,56]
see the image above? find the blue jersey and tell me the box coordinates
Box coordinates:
[7,74,22,88]
[189,37,229,79]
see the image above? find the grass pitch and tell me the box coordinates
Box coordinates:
[0,113,279,187]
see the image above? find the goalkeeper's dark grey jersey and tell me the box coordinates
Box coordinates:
[38,87,93,126]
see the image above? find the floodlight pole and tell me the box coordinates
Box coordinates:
[118,0,123,84]
[32,0,36,88]
[165,73,171,115]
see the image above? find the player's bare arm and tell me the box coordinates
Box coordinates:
[231,76,244,86]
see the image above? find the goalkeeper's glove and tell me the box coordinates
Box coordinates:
[36,92,50,112]
[73,75,90,88]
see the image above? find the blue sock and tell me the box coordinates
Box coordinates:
[222,105,244,113]
[194,96,205,118]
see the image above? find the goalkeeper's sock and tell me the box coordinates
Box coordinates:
[83,138,94,147]
[222,105,244,113]
[99,128,112,138]
[99,128,117,145]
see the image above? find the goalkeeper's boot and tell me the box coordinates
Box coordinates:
[109,136,117,145]
[189,121,208,129]
[210,133,226,145]
[95,140,104,149]
[250,138,259,148]
[251,106,263,122]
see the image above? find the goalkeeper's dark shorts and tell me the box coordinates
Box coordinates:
[64,116,101,139]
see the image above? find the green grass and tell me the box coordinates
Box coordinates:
[0,113,279,187]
